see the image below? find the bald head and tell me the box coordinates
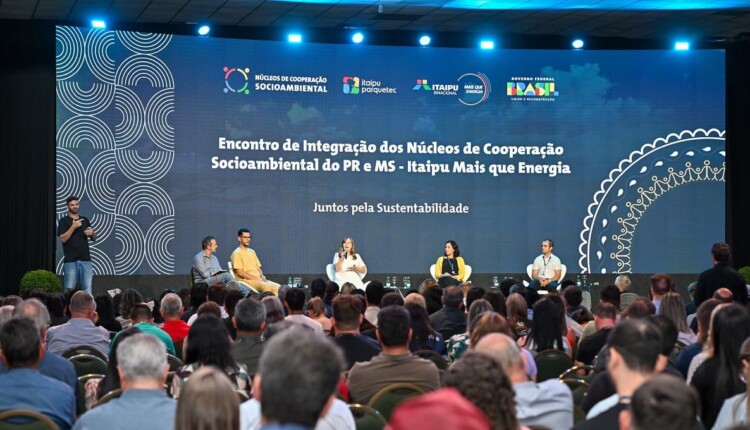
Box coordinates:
[474,333,525,377]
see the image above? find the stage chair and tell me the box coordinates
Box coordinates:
[428,264,472,283]
[93,388,122,408]
[349,404,387,430]
[326,264,370,289]
[227,261,260,295]
[62,345,108,362]
[525,264,567,294]
[534,349,574,382]
[0,409,58,430]
[68,354,108,377]
[367,382,427,422]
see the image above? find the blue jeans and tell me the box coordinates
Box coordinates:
[528,280,558,291]
[63,260,93,294]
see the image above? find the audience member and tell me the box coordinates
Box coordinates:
[520,297,571,356]
[380,291,404,308]
[677,298,721,378]
[160,293,190,350]
[182,283,208,322]
[660,292,697,346]
[261,295,285,325]
[695,242,748,308]
[691,304,750,428]
[714,337,750,429]
[446,299,492,361]
[465,286,486,312]
[483,290,507,316]
[324,281,339,316]
[307,297,332,335]
[388,388,491,430]
[623,374,700,430]
[507,292,531,338]
[421,285,443,315]
[576,303,617,365]
[73,333,175,430]
[46,291,110,356]
[48,293,69,327]
[685,281,698,316]
[117,288,143,330]
[94,294,121,332]
[444,352,520,430]
[429,286,466,340]
[284,288,324,337]
[175,366,239,430]
[2,295,23,307]
[0,318,75,430]
[715,287,736,303]
[564,285,586,317]
[347,306,440,404]
[111,303,175,355]
[85,327,142,410]
[172,315,250,399]
[364,281,385,327]
[622,297,656,319]
[405,301,445,355]
[231,298,266,375]
[223,289,244,339]
[330,295,381,370]
[0,305,13,327]
[469,312,538,379]
[476,333,573,428]
[403,292,427,309]
[250,328,345,429]
[650,273,673,314]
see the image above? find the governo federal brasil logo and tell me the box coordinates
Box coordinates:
[223,67,251,95]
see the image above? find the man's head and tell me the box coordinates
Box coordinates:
[607,319,663,377]
[116,333,168,389]
[365,281,385,307]
[381,292,405,308]
[711,242,731,264]
[310,279,327,299]
[69,291,96,319]
[237,228,252,249]
[649,273,673,298]
[0,317,43,369]
[474,333,526,381]
[332,295,362,332]
[647,315,678,357]
[442,286,463,309]
[376,305,411,348]
[623,375,699,430]
[160,293,183,320]
[255,328,345,427]
[201,236,217,254]
[541,239,554,255]
[129,303,154,324]
[224,290,244,317]
[614,275,631,292]
[599,285,622,309]
[233,298,266,334]
[563,285,583,308]
[593,302,618,329]
[207,285,227,306]
[12,299,50,340]
[284,288,306,313]
[622,297,656,319]
[713,287,734,303]
[66,196,79,214]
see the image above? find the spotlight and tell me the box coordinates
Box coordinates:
[480,40,495,50]
[572,39,584,49]
[91,20,106,29]
[352,32,364,44]
[197,25,210,36]
[288,33,302,43]
[674,41,690,50]
[419,35,431,46]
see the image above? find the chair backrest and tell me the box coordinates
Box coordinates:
[367,383,427,422]
[62,345,108,362]
[428,264,437,281]
[413,349,448,370]
[534,349,574,382]
[559,264,567,283]
[349,404,387,430]
[463,265,472,282]
[166,354,183,371]
[68,354,108,377]
[326,264,336,282]
[0,409,59,430]
[560,377,590,407]
[94,388,122,408]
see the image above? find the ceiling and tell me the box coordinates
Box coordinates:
[0,0,749,41]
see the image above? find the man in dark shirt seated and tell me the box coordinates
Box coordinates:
[576,303,617,365]
[231,297,266,375]
[330,295,381,370]
[428,286,466,339]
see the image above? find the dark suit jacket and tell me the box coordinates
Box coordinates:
[694,262,747,308]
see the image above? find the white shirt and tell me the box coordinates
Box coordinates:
[533,254,562,280]
[240,398,356,430]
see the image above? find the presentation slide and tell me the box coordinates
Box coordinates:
[55,26,726,277]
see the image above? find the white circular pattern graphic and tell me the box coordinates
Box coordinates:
[56,26,175,275]
[579,128,725,274]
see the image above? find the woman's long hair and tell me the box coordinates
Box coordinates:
[710,304,750,408]
[97,327,142,399]
[524,298,566,352]
[184,315,238,374]
[406,302,439,351]
[175,366,240,430]
[659,292,690,334]
[341,237,358,260]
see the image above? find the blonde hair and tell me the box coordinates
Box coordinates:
[175,366,240,430]
[340,282,356,295]
[404,293,426,309]
[306,297,326,318]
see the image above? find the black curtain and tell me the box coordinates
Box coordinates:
[0,20,56,296]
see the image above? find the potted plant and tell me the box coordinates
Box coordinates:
[19,269,62,295]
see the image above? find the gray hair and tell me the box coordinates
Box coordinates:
[474,333,524,373]
[0,305,15,328]
[12,299,50,333]
[160,293,183,317]
[234,298,266,332]
[615,275,631,292]
[258,328,345,427]
[116,333,167,382]
[70,291,96,313]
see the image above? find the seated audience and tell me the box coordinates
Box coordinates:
[446,299,493,361]
[159,292,190,351]
[330,295,381,370]
[261,296,285,325]
[650,273,673,314]
[94,294,121,332]
[172,315,250,399]
[223,289,244,339]
[483,290,507,316]
[677,299,721,378]
[660,292,698,346]
[250,328,345,429]
[714,337,750,429]
[46,291,110,356]
[381,291,405,308]
[714,287,735,304]
[623,374,700,430]
[429,286,466,340]
[475,333,573,428]
[284,288,324,337]
[363,281,385,328]
[85,327,141,410]
[0,318,75,430]
[48,293,69,327]
[507,293,531,339]
[405,301,445,355]
[73,333,175,430]
[117,289,143,330]
[231,298,266,375]
[388,388,491,430]
[306,297,332,335]
[519,297,571,356]
[622,297,656,319]
[404,292,427,309]
[182,283,208,322]
[111,303,175,355]
[576,303,617,365]
[175,366,239,430]
[347,306,440,404]
[444,352,521,429]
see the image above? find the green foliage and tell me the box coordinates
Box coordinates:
[19,269,62,295]
[740,267,750,285]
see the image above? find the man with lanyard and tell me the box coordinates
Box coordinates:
[57,196,96,294]
[529,239,562,291]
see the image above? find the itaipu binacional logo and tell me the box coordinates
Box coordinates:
[223,67,251,95]
[342,76,360,94]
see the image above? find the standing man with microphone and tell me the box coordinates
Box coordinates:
[58,196,96,294]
